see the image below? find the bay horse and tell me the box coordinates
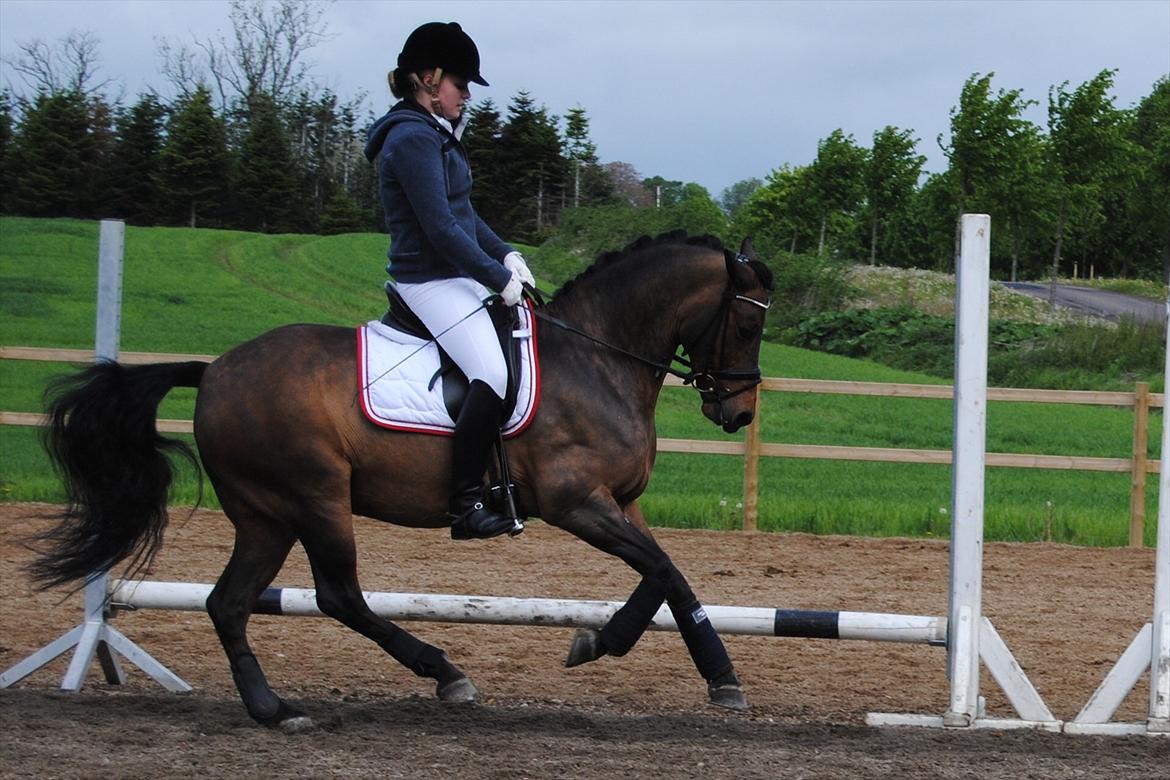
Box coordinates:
[33,232,774,731]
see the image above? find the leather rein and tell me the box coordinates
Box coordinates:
[522,272,772,405]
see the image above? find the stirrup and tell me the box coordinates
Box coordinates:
[449,500,516,540]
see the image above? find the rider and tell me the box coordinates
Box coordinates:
[364,22,535,541]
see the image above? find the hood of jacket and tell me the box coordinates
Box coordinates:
[364,100,467,163]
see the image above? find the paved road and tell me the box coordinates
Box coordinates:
[1001,282,1167,325]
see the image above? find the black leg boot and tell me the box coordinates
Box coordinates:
[449,379,514,540]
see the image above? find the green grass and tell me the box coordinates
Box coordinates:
[1,217,1160,546]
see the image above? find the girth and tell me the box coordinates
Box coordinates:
[380,282,524,423]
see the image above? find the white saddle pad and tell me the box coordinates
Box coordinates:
[357,302,539,437]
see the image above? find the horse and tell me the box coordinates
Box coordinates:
[32,231,774,731]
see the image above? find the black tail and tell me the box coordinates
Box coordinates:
[31,360,209,590]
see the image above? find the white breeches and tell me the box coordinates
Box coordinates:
[395,276,507,399]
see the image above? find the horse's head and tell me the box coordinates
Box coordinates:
[683,237,773,433]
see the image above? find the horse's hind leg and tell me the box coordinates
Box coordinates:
[205,504,307,730]
[297,511,478,703]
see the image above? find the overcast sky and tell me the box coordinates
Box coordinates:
[1,0,1167,197]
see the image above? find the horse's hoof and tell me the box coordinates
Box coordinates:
[565,628,605,668]
[278,715,316,733]
[437,677,479,703]
[708,683,750,712]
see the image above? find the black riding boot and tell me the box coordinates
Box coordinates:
[449,379,514,540]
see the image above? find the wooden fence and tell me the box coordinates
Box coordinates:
[3,346,1163,547]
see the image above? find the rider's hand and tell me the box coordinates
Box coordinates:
[500,273,524,306]
[503,251,535,288]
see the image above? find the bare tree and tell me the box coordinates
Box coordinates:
[3,30,113,97]
[156,38,207,101]
[181,0,332,108]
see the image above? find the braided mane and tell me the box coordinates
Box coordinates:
[551,231,773,306]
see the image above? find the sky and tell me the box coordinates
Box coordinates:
[1,0,1167,198]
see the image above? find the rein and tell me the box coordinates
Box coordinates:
[524,281,771,404]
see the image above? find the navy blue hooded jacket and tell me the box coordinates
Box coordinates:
[365,100,513,292]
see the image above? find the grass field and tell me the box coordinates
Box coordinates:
[1,217,1161,546]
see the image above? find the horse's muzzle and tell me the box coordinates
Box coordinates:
[722,410,754,433]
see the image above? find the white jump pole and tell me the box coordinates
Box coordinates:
[1066,299,1170,737]
[106,580,949,645]
[0,220,190,693]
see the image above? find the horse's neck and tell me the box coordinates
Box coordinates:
[550,255,719,363]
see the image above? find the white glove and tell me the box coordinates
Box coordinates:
[500,273,524,306]
[503,251,535,288]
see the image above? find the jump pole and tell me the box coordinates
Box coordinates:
[0,220,190,694]
[1065,298,1170,737]
[867,215,1059,731]
[107,580,948,644]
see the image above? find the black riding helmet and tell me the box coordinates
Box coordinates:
[398,22,488,86]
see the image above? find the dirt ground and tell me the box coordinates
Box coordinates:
[1,502,1166,778]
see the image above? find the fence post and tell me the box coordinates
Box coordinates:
[1131,382,1151,548]
[742,391,762,531]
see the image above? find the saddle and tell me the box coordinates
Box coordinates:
[380,281,525,426]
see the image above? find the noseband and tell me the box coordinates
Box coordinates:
[680,289,772,406]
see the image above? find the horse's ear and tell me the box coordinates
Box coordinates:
[725,237,759,290]
[739,237,756,260]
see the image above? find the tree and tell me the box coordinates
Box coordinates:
[3,30,113,98]
[497,91,567,240]
[318,189,364,234]
[940,73,1034,269]
[1047,70,1132,281]
[0,91,13,213]
[641,175,684,208]
[463,98,507,229]
[807,129,867,256]
[171,0,332,110]
[719,177,762,218]
[864,126,924,265]
[234,92,298,232]
[107,93,167,224]
[603,161,653,207]
[159,85,230,227]
[563,105,613,207]
[7,90,94,217]
[1126,77,1170,281]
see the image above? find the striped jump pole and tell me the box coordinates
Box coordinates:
[107,580,948,645]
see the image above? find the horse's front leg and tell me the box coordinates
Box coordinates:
[550,491,748,711]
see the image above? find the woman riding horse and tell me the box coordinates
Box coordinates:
[365,21,535,541]
[29,22,775,733]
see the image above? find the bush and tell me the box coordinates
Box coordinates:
[791,307,1165,391]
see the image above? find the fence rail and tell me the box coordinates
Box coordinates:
[3,347,1163,546]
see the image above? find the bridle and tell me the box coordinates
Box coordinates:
[524,259,772,406]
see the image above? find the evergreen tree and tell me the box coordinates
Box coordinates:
[563,105,613,206]
[462,99,507,230]
[8,90,93,217]
[0,91,13,213]
[318,189,364,234]
[498,91,568,240]
[235,92,298,232]
[641,176,684,207]
[159,85,230,227]
[108,93,167,224]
